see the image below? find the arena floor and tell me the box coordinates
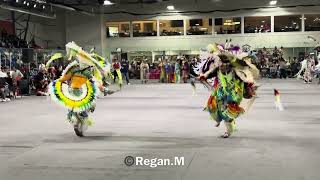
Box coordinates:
[0,79,320,180]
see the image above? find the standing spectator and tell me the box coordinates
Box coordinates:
[174,59,181,83]
[11,66,24,87]
[121,59,130,85]
[304,56,315,83]
[140,60,149,84]
[279,58,287,79]
[169,61,175,83]
[165,60,171,83]
[181,60,189,83]
[189,58,198,78]
[159,59,166,83]
[112,59,121,83]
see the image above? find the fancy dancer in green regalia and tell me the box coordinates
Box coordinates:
[194,42,259,138]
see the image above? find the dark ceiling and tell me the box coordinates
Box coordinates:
[1,0,320,17]
[47,0,320,15]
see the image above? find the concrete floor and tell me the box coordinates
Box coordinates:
[0,79,320,180]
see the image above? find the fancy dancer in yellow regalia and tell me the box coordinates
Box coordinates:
[47,42,106,137]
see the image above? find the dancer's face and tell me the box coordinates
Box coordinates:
[220,62,231,74]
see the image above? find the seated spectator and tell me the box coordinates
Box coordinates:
[34,69,48,96]
[0,67,7,78]
[5,72,15,98]
[0,68,10,102]
[11,66,24,84]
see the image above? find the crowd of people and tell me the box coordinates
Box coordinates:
[0,66,24,102]
[0,62,65,102]
[254,46,319,82]
[158,58,192,83]
[123,57,195,84]
[124,46,320,85]
[1,45,319,102]
[1,29,40,49]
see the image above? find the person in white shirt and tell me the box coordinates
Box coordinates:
[0,68,9,102]
[10,67,24,80]
[0,68,7,78]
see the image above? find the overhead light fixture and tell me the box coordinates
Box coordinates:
[34,4,37,8]
[23,1,26,4]
[269,0,277,6]
[104,0,114,5]
[167,5,175,10]
[0,4,56,19]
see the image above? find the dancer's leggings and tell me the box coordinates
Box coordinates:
[225,120,236,135]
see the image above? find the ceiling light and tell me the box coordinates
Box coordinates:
[0,4,56,19]
[269,1,277,6]
[23,1,26,4]
[167,5,175,10]
[104,0,114,5]
[34,4,37,8]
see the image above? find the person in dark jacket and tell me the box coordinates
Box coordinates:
[121,59,130,85]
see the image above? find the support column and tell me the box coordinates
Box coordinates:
[211,18,215,35]
[271,15,274,33]
[152,51,155,63]
[241,17,244,34]
[99,11,107,58]
[11,11,16,35]
[130,21,133,38]
[157,19,160,36]
[24,15,31,41]
[184,19,187,36]
[301,14,305,32]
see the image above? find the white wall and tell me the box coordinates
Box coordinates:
[65,11,105,55]
[105,32,320,51]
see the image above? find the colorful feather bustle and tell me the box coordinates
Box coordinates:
[274,89,284,111]
[46,53,63,68]
[116,69,123,86]
[49,78,98,112]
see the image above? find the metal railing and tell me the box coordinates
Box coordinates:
[0,48,65,70]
